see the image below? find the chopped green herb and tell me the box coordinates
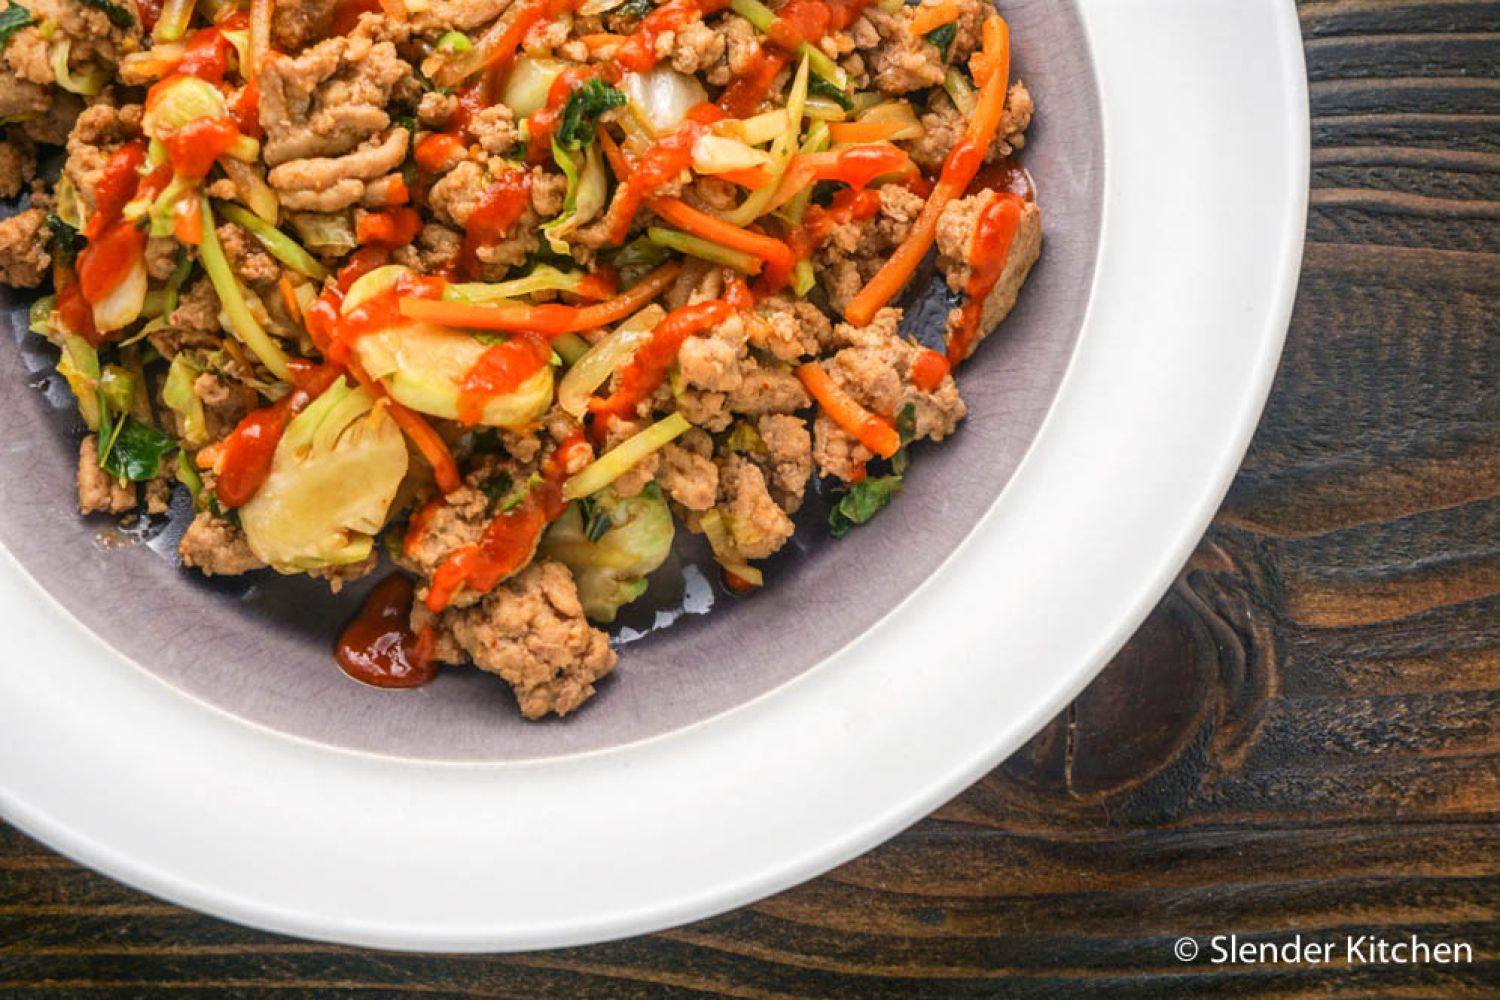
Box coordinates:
[79,0,132,29]
[829,474,902,538]
[481,471,515,509]
[725,421,769,456]
[891,402,917,474]
[46,213,83,260]
[616,0,653,19]
[498,472,542,512]
[808,74,855,111]
[577,495,614,542]
[436,30,471,54]
[555,77,626,151]
[925,22,956,57]
[0,3,33,49]
[100,417,175,482]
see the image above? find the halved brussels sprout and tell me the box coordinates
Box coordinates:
[539,485,675,622]
[239,380,410,572]
[346,266,553,429]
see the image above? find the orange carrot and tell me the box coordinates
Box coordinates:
[969,15,1008,87]
[713,164,775,189]
[346,359,462,494]
[396,261,683,334]
[797,362,901,459]
[399,299,577,334]
[567,260,683,330]
[279,276,302,324]
[908,0,959,36]
[599,128,632,181]
[766,146,912,213]
[826,120,907,144]
[648,197,795,273]
[580,31,624,51]
[843,15,1010,328]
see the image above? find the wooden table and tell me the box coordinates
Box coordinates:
[4,1,1497,995]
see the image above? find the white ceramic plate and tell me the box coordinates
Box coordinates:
[0,0,1307,951]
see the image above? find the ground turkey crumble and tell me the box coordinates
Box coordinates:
[439,560,618,719]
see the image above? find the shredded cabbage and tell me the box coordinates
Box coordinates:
[216,201,328,281]
[542,140,607,254]
[562,412,692,501]
[540,485,675,622]
[556,304,663,417]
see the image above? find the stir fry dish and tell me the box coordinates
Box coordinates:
[0,0,1041,718]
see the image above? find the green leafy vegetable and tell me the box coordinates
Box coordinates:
[829,475,902,538]
[577,495,613,543]
[100,417,175,482]
[0,3,33,49]
[46,213,83,261]
[540,484,675,622]
[808,74,855,112]
[555,77,626,151]
[925,22,956,57]
[725,421,769,456]
[436,30,471,54]
[80,0,132,28]
[480,470,515,509]
[892,402,917,474]
[615,0,653,19]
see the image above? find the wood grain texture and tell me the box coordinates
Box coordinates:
[3,1,1497,995]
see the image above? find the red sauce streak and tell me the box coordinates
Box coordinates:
[332,0,382,36]
[910,348,950,391]
[161,115,242,180]
[335,574,440,689]
[135,0,164,33]
[229,78,262,138]
[307,270,444,366]
[77,222,146,305]
[356,206,423,248]
[948,192,1024,364]
[57,276,99,345]
[456,332,551,426]
[969,156,1035,202]
[84,141,147,240]
[606,105,721,244]
[415,132,465,173]
[216,406,289,508]
[75,140,152,309]
[462,169,531,277]
[423,434,589,612]
[175,13,247,84]
[718,0,869,116]
[616,0,729,71]
[718,49,787,118]
[788,187,879,265]
[589,299,734,420]
[216,364,347,507]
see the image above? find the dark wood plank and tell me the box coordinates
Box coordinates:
[3,0,1497,995]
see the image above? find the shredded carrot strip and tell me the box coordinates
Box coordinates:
[796,362,901,459]
[843,15,1010,328]
[969,15,1007,87]
[714,164,774,189]
[908,0,959,36]
[826,120,907,144]
[580,31,624,50]
[567,260,683,330]
[599,128,632,181]
[649,196,794,273]
[278,276,302,323]
[346,359,462,494]
[398,299,576,334]
[396,261,683,334]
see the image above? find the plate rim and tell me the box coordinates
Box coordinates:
[0,0,1309,952]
